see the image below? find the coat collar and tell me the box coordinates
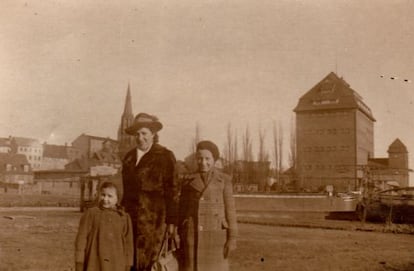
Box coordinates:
[123,143,167,166]
[187,168,224,192]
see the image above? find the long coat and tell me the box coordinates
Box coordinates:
[121,143,179,271]
[178,168,238,271]
[75,206,134,271]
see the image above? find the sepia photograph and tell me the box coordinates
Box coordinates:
[1,1,414,270]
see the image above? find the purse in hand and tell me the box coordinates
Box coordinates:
[151,229,179,271]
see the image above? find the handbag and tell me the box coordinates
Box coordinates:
[151,228,179,271]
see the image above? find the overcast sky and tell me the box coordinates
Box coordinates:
[1,0,414,178]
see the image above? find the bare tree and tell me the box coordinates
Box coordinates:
[258,125,268,162]
[190,122,201,154]
[278,121,284,174]
[242,125,253,162]
[226,122,234,165]
[233,129,238,162]
[273,120,283,183]
[288,115,296,170]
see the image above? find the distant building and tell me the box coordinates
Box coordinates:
[10,137,43,170]
[294,72,375,191]
[0,137,11,153]
[369,139,410,188]
[65,140,121,175]
[72,134,118,159]
[0,153,33,184]
[40,143,70,170]
[66,144,82,162]
[117,84,136,159]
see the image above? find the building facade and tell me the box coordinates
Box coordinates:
[369,139,410,188]
[72,134,118,159]
[294,72,375,192]
[0,153,33,184]
[10,137,43,170]
[40,144,70,170]
[0,137,11,153]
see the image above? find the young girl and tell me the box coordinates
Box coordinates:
[75,182,133,271]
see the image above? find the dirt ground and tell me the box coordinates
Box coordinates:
[0,209,413,271]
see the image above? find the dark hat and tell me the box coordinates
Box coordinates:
[196,140,220,161]
[125,113,163,135]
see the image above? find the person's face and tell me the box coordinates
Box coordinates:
[100,187,118,209]
[135,127,154,151]
[196,149,215,173]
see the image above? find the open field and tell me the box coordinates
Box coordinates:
[0,193,79,207]
[1,209,414,271]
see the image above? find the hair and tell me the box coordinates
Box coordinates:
[152,131,159,144]
[100,181,118,191]
[196,140,220,161]
[99,182,124,214]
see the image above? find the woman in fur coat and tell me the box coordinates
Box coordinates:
[121,113,179,271]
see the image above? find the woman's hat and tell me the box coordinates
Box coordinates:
[125,113,163,135]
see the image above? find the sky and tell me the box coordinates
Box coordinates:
[1,0,414,181]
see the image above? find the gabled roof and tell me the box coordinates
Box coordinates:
[12,137,41,146]
[43,144,68,159]
[388,138,408,153]
[294,72,375,121]
[0,153,31,173]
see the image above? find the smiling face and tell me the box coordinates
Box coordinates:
[135,127,154,151]
[100,187,118,209]
[196,149,216,173]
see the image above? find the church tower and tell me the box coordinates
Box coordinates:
[118,84,135,159]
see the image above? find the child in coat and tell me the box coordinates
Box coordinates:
[75,182,134,271]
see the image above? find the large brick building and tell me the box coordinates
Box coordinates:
[294,72,376,191]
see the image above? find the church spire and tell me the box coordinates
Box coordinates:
[123,83,133,116]
[118,84,135,159]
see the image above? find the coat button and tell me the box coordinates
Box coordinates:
[199,225,203,231]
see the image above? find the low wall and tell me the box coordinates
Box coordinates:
[235,194,357,212]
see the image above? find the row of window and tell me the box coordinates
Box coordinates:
[303,145,351,152]
[302,128,351,135]
[28,156,41,161]
[312,99,339,105]
[305,111,350,118]
[5,164,30,172]
[19,147,41,153]
[303,164,350,171]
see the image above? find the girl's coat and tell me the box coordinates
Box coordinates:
[75,206,134,271]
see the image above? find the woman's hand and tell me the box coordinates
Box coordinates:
[223,239,237,259]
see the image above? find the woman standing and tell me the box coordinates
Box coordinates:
[121,113,179,271]
[178,140,238,271]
